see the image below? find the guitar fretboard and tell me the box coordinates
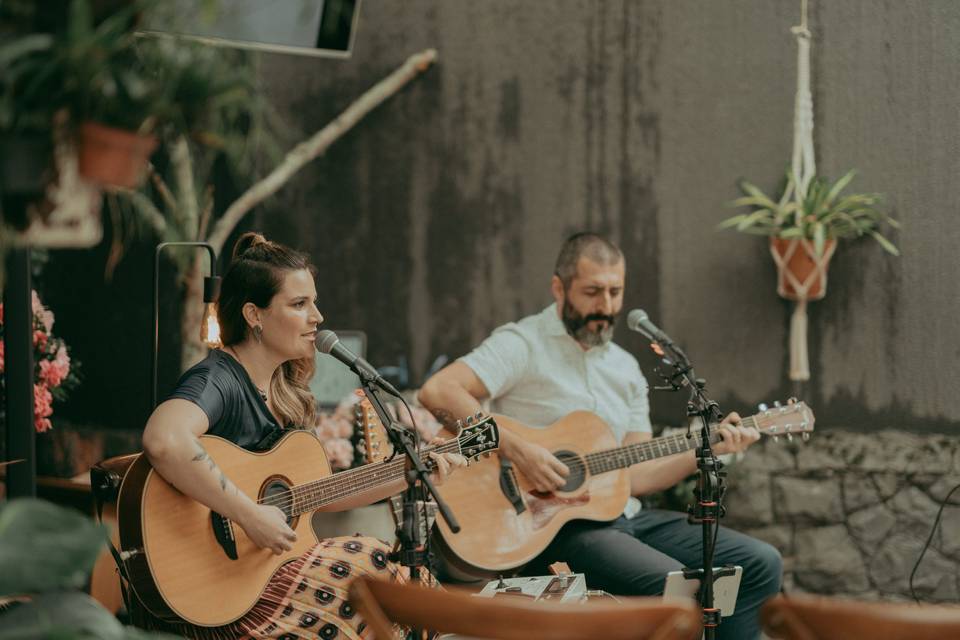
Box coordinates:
[272,439,462,517]
[583,415,759,475]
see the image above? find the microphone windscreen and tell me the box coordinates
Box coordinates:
[626,309,649,333]
[316,329,340,354]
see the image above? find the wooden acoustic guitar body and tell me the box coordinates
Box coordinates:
[434,411,629,577]
[117,430,330,626]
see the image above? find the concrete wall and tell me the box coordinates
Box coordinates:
[249,0,960,433]
[29,1,960,438]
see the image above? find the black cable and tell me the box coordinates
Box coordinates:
[909,481,960,604]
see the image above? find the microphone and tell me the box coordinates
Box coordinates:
[315,330,401,397]
[626,309,674,345]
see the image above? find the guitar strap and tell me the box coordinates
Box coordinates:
[253,425,286,451]
[499,458,526,515]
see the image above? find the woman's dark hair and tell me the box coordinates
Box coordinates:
[218,232,317,427]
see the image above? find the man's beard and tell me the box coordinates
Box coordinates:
[562,300,616,348]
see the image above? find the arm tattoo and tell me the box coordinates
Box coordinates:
[430,408,461,430]
[192,441,235,495]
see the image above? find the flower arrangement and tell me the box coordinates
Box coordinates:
[310,392,444,472]
[0,290,80,433]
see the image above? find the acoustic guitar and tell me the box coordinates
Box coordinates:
[419,401,814,578]
[116,419,499,626]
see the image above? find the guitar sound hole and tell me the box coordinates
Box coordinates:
[554,450,586,492]
[262,479,294,525]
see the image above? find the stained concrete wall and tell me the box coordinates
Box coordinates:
[32,1,960,436]
[249,1,960,433]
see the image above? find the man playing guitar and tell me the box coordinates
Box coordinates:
[419,232,782,640]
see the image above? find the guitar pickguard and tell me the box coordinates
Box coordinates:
[526,490,590,530]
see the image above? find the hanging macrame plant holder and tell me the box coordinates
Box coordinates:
[771,237,835,381]
[778,0,822,383]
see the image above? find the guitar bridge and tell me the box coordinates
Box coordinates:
[211,511,238,560]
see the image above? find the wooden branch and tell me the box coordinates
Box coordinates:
[170,135,199,239]
[206,48,438,254]
[113,188,167,235]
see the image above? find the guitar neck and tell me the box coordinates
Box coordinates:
[281,439,463,517]
[584,415,759,475]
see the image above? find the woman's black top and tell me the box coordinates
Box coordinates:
[167,349,285,451]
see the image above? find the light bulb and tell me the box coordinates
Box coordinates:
[200,302,221,348]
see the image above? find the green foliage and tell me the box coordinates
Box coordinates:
[0,499,181,639]
[0,0,262,137]
[719,170,901,256]
[0,499,107,596]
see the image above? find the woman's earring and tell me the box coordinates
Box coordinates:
[253,325,263,343]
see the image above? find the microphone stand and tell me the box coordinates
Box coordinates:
[645,336,735,640]
[356,376,460,638]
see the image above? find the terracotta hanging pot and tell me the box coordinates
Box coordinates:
[77,121,158,188]
[770,237,837,301]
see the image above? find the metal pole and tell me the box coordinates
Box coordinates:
[4,248,36,497]
[151,242,218,409]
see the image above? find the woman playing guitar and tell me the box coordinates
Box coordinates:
[140,232,464,639]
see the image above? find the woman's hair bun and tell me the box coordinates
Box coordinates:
[231,232,270,262]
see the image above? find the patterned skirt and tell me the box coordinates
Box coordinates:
[162,535,413,640]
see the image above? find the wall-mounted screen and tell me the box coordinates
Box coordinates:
[140,0,361,58]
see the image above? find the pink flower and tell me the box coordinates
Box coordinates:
[55,345,70,368]
[0,302,4,324]
[391,403,444,442]
[33,330,47,349]
[322,437,355,471]
[41,309,54,333]
[33,384,53,433]
[0,340,4,373]
[31,290,43,315]
[333,393,362,421]
[40,359,68,388]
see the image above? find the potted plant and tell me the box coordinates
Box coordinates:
[0,33,58,199]
[719,170,900,300]
[0,0,254,191]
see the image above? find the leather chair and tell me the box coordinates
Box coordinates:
[349,575,702,640]
[762,593,960,640]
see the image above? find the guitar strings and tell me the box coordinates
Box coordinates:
[253,413,769,512]
[255,416,742,510]
[253,439,464,512]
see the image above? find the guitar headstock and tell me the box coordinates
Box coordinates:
[453,411,500,462]
[353,396,393,464]
[752,398,815,443]
[353,398,501,464]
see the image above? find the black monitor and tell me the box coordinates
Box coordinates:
[139,0,361,58]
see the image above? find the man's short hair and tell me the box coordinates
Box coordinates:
[554,232,624,288]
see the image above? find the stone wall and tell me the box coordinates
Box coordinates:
[722,431,960,601]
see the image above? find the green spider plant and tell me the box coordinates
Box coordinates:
[719,170,900,257]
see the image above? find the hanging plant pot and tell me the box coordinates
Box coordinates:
[770,237,837,301]
[77,121,157,188]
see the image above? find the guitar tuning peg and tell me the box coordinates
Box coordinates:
[758,403,768,412]
[774,400,782,408]
[802,432,810,441]
[474,410,484,420]
[788,397,798,405]
[465,415,475,426]
[772,435,779,443]
[786,433,794,442]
